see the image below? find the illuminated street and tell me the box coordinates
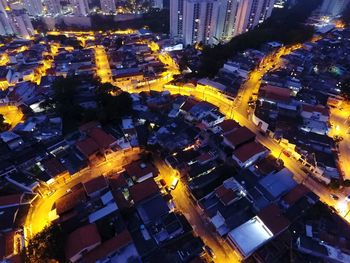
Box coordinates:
[115,41,345,223]
[94,45,112,83]
[1,0,349,262]
[0,105,23,128]
[329,102,350,180]
[25,148,141,237]
[156,159,241,262]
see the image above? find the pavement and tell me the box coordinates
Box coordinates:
[0,105,23,128]
[24,36,350,261]
[155,159,241,263]
[25,148,140,238]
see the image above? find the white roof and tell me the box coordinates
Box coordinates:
[101,191,113,205]
[228,216,273,258]
[122,118,134,129]
[89,202,118,223]
[0,131,21,143]
[197,78,227,91]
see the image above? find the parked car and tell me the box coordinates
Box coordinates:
[204,245,216,259]
[170,178,179,190]
[330,194,339,200]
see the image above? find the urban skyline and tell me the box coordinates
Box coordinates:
[1,0,350,263]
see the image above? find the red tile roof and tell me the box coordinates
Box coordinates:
[42,157,66,177]
[0,231,15,259]
[6,254,22,263]
[258,204,290,235]
[260,85,292,103]
[79,121,100,133]
[302,104,329,116]
[56,189,87,215]
[83,175,108,196]
[282,184,311,206]
[261,85,292,97]
[114,71,143,79]
[125,160,157,181]
[181,98,197,112]
[129,178,159,204]
[218,119,241,134]
[88,127,116,149]
[196,152,214,164]
[0,194,22,207]
[215,185,237,206]
[65,224,101,260]
[76,138,99,157]
[233,141,266,163]
[82,229,133,263]
[112,190,130,210]
[108,173,128,190]
[224,127,256,148]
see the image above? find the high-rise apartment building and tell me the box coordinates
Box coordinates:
[152,0,164,9]
[70,0,90,16]
[44,0,62,16]
[171,0,275,45]
[171,0,220,45]
[23,0,44,16]
[170,0,185,41]
[320,0,350,16]
[8,9,34,38]
[100,0,116,13]
[215,0,239,41]
[182,0,220,45]
[0,11,13,36]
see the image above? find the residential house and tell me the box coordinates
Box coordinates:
[125,160,157,183]
[232,141,268,168]
[223,127,256,150]
[65,224,101,263]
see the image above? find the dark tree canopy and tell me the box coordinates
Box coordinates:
[42,77,132,133]
[24,225,66,263]
[0,114,10,132]
[95,82,133,124]
[199,0,322,77]
[342,3,350,25]
[341,77,350,100]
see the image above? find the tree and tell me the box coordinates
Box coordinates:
[329,179,340,190]
[199,0,322,77]
[50,77,85,132]
[24,225,66,263]
[343,179,350,187]
[179,54,189,72]
[0,114,10,132]
[342,3,350,25]
[341,77,350,100]
[95,82,132,124]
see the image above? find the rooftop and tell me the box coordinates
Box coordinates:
[76,138,99,157]
[129,178,159,204]
[224,127,255,148]
[228,216,273,258]
[82,229,134,263]
[233,141,266,163]
[257,204,290,235]
[83,175,108,196]
[65,224,101,260]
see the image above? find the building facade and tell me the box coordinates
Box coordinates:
[44,0,62,16]
[320,0,350,16]
[22,0,44,16]
[100,0,116,14]
[0,2,13,36]
[70,0,90,16]
[171,0,275,45]
[152,0,164,9]
[8,10,34,39]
